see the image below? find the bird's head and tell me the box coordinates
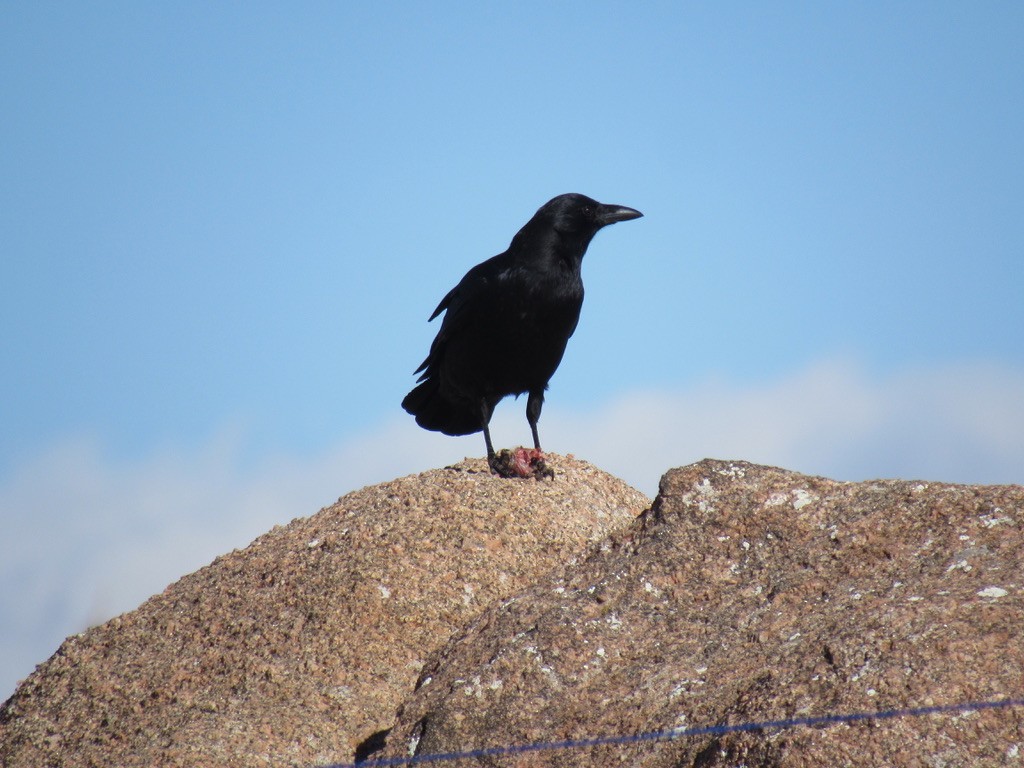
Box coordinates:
[539,193,643,241]
[506,193,642,263]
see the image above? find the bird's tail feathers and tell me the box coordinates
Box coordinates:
[401,378,482,436]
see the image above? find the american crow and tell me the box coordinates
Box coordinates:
[402,193,643,476]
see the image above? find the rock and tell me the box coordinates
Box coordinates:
[0,455,648,768]
[379,459,1024,767]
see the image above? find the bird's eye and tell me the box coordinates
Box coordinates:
[582,206,593,217]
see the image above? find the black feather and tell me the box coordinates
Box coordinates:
[401,193,642,467]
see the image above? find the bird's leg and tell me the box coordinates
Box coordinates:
[526,390,544,451]
[482,423,496,464]
[484,394,554,480]
[522,390,554,479]
[480,399,496,464]
[482,402,514,477]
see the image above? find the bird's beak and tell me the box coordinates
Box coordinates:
[595,204,643,226]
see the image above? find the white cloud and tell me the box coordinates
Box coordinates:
[2,357,1022,700]
[540,357,1024,491]
[0,423,468,701]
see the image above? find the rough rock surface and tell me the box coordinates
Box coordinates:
[379,460,1024,767]
[0,455,649,768]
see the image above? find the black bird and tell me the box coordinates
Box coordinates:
[402,193,643,476]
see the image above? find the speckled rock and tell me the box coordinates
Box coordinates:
[379,459,1024,767]
[0,455,648,768]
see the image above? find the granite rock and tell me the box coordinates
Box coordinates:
[378,460,1024,767]
[0,455,648,768]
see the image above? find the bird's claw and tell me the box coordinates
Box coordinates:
[489,447,554,480]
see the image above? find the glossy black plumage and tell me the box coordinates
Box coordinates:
[401,193,642,472]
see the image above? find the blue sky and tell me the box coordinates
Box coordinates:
[2,3,1023,699]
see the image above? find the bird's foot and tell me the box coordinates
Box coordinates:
[489,447,554,480]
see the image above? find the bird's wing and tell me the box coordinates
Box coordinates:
[426,285,456,322]
[414,254,510,377]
